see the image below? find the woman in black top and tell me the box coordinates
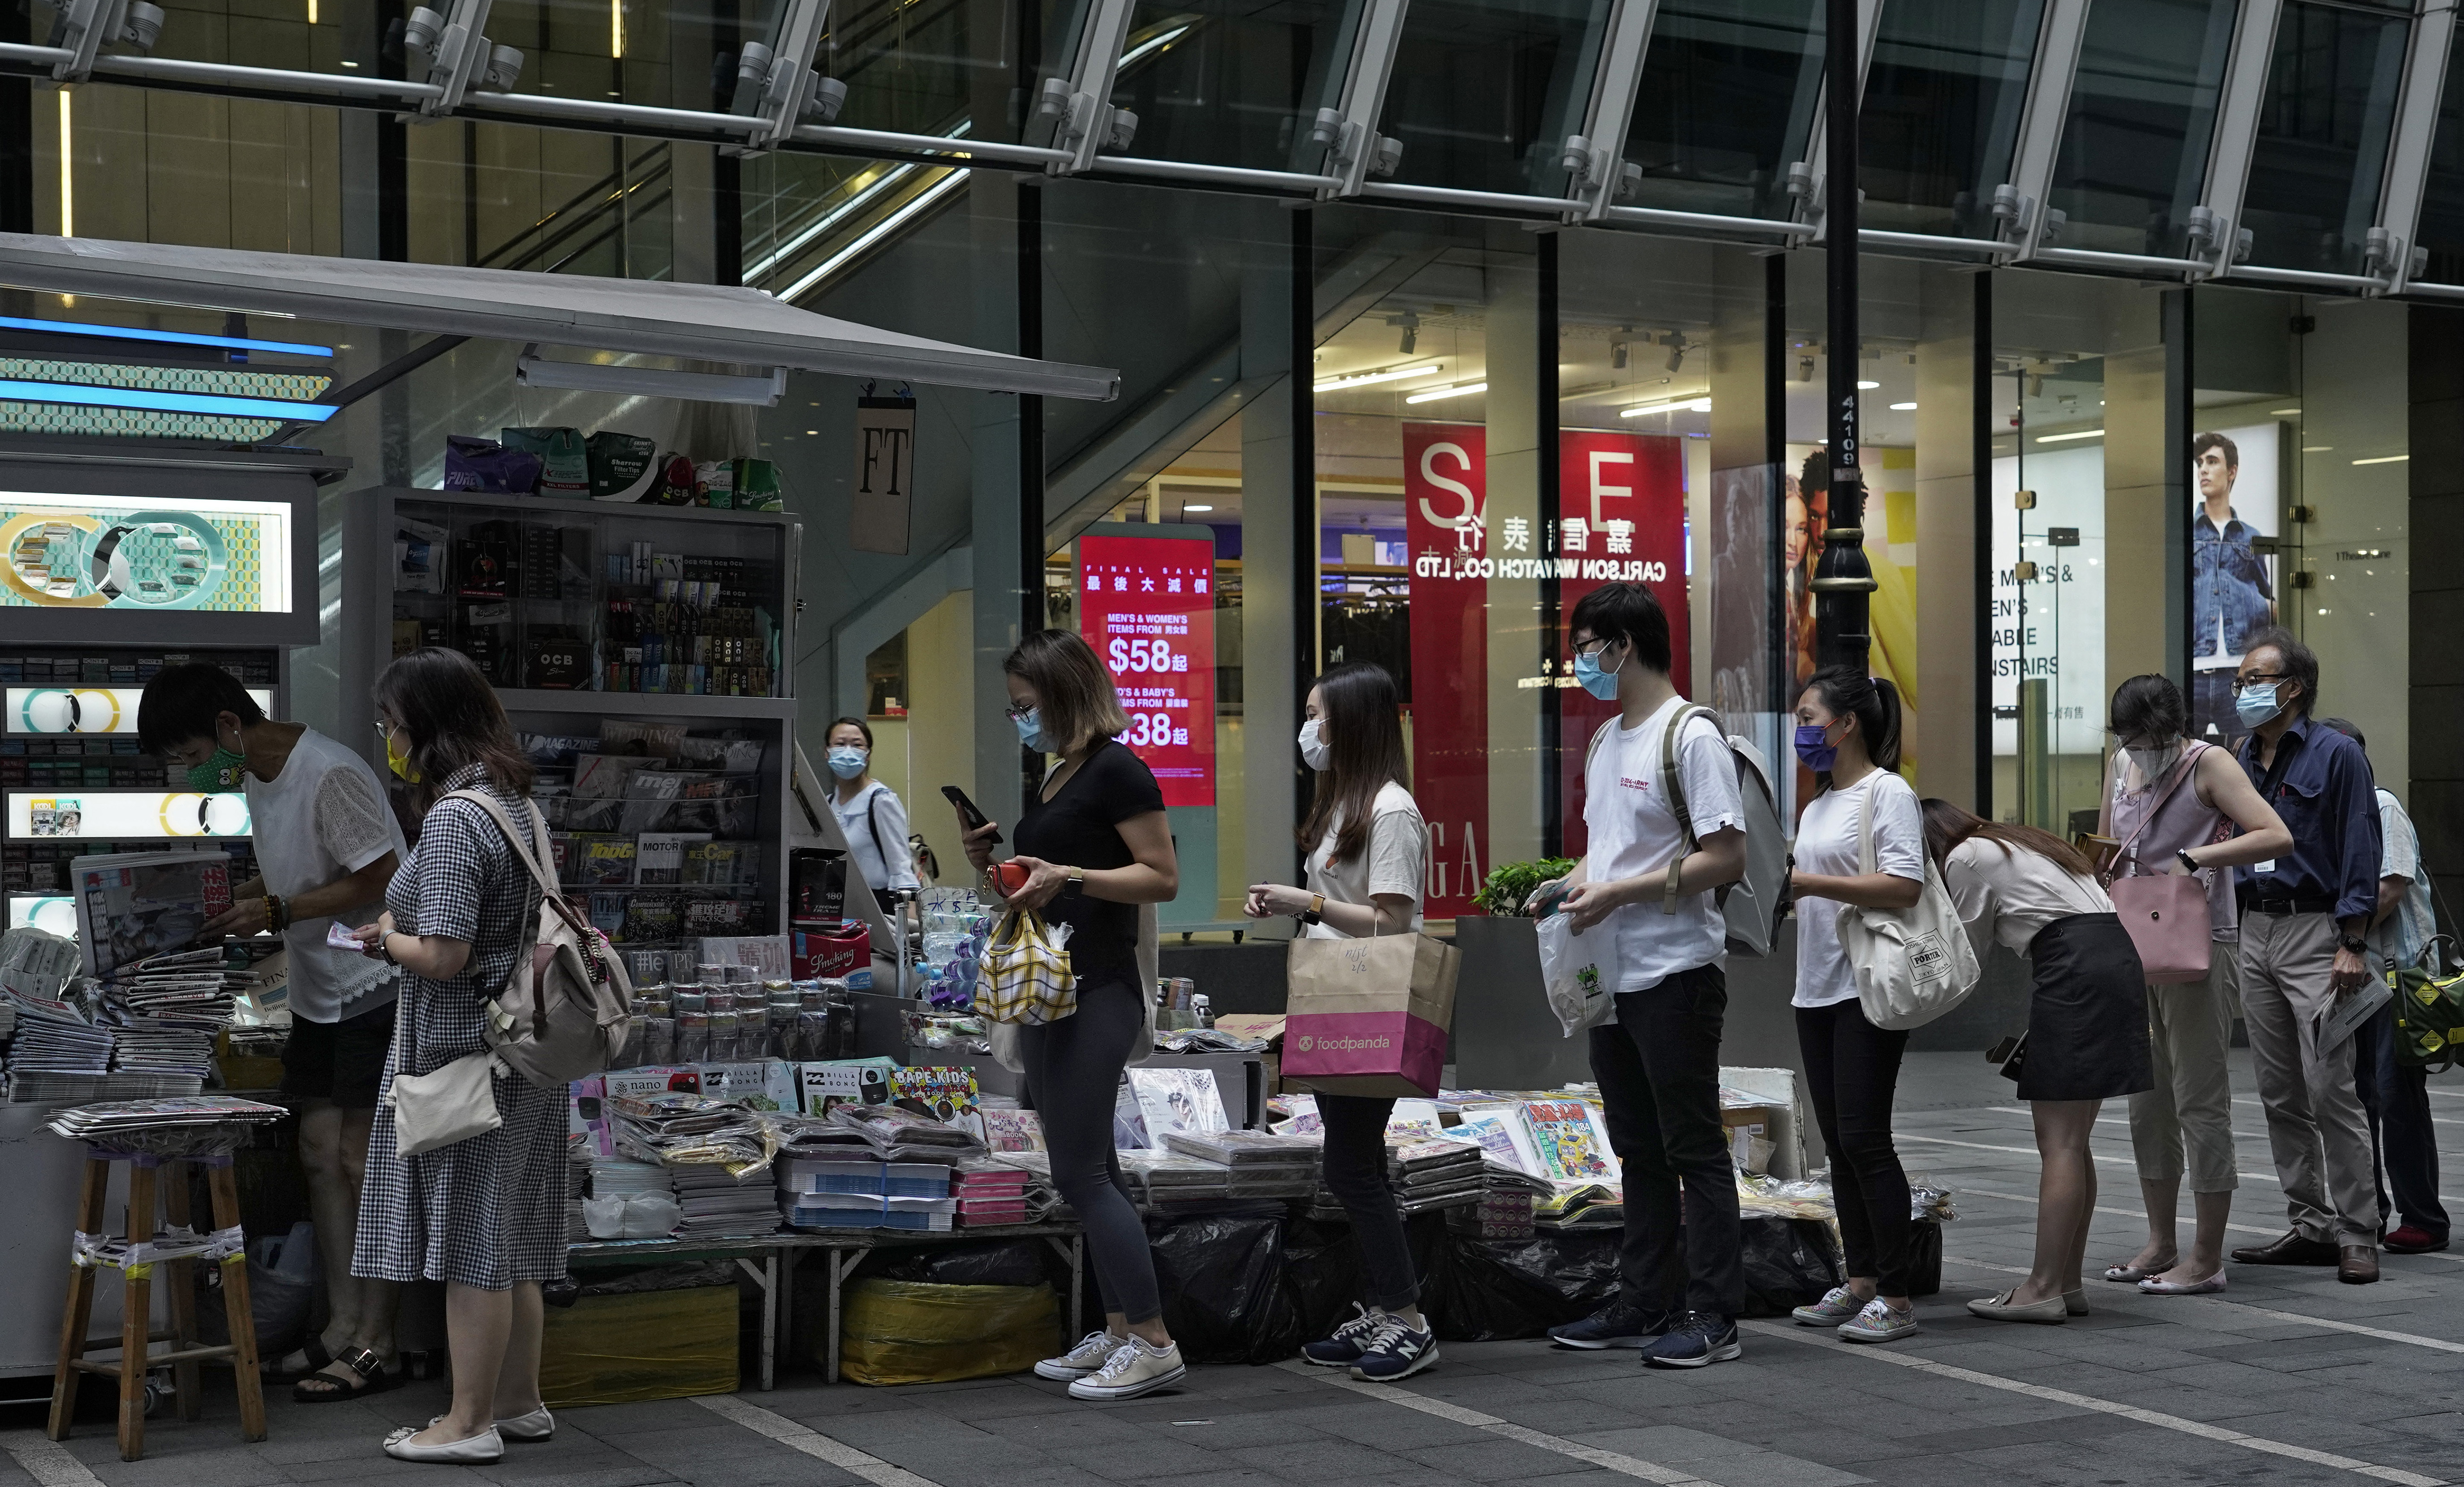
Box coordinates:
[963,630,1185,1402]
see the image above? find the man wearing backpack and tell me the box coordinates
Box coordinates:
[1535,583,1751,1368]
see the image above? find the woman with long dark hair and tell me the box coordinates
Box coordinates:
[347,649,562,1463]
[1784,667,1928,1344]
[1923,798,2153,1324]
[2098,674,2288,1295]
[1244,662,1434,1380]
[962,630,1185,1401]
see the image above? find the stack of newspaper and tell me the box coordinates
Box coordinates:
[7,993,113,1076]
[1165,1130,1321,1199]
[777,1103,984,1166]
[46,1094,285,1143]
[609,1092,781,1178]
[672,1165,785,1237]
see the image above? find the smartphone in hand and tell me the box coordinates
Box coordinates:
[942,785,1002,846]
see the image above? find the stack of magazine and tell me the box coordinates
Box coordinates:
[46,1094,286,1141]
[671,1164,786,1237]
[1164,1130,1322,1199]
[608,1092,781,1177]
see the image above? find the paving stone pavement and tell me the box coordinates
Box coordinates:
[9,1051,2464,1487]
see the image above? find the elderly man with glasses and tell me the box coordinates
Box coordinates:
[2227,628,2386,1284]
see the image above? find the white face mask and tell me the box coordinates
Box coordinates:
[2124,739,2183,782]
[1298,717,1331,772]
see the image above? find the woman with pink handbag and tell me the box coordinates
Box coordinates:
[2096,675,2290,1298]
[1924,803,2149,1324]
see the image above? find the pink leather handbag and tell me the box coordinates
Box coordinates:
[2106,748,2216,985]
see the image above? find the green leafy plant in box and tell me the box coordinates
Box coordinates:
[1470,858,1576,917]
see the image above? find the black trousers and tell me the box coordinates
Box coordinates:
[2359,1003,2452,1241]
[1017,975,1160,1323]
[1796,999,1915,1298]
[1588,964,1743,1319]
[1318,1094,1420,1310]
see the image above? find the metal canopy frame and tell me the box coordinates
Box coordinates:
[7,0,2461,299]
[0,234,1120,400]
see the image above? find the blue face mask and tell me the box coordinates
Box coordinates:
[1794,722,1839,772]
[826,746,868,779]
[1571,644,1623,701]
[1013,707,1047,752]
[2234,683,2283,730]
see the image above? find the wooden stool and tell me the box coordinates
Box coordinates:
[47,1150,266,1461]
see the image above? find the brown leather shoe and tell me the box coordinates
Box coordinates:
[2230,1230,2340,1266]
[2339,1246,2381,1285]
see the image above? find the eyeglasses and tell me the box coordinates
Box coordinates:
[1571,637,1615,659]
[1003,701,1036,721]
[2232,674,2287,693]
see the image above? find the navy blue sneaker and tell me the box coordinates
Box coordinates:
[1351,1314,1439,1381]
[1302,1304,1383,1367]
[1641,1312,1740,1369]
[1546,1300,1675,1350]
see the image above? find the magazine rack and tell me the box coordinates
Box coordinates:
[47,1150,265,1460]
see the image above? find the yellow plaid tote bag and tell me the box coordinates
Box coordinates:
[978,907,1078,1025]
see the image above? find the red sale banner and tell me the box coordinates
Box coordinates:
[1557,430,1690,858]
[1402,423,1490,918]
[1077,533,1216,808]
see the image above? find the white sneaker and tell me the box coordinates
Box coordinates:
[1837,1298,1920,1344]
[1066,1337,1187,1401]
[1035,1329,1127,1381]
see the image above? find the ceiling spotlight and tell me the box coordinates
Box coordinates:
[1663,332,1692,374]
[1611,340,1628,371]
[1388,310,1421,357]
[2027,373,2046,398]
[1796,357,1814,382]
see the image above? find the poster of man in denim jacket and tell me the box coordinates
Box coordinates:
[2191,430,2276,743]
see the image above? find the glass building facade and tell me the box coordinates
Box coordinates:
[1,0,2455,919]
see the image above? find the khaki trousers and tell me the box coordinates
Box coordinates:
[2238,911,2383,1247]
[2126,952,2240,1194]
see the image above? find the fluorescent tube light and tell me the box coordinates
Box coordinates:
[1619,395,1710,418]
[0,378,336,421]
[780,167,971,303]
[1856,379,1879,389]
[2352,454,2408,466]
[515,351,788,406]
[1404,381,1486,404]
[1888,401,1916,411]
[2034,429,2103,443]
[1313,361,1444,392]
[1184,503,1213,512]
[0,314,334,357]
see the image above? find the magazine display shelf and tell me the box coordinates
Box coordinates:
[339,488,801,942]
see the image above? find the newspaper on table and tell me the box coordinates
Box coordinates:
[608,1091,782,1178]
[46,1095,287,1155]
[70,851,233,979]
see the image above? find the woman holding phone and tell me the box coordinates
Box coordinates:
[1243,662,1435,1380]
[961,630,1185,1402]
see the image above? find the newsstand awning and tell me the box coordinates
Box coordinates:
[0,233,1118,403]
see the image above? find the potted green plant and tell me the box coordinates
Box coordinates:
[1452,857,1591,1089]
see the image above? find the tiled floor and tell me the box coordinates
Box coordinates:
[9,1050,2464,1487]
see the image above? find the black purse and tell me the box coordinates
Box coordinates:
[1986,1031,2028,1083]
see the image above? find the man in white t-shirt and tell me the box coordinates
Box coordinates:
[1534,584,1749,1369]
[141,665,409,1402]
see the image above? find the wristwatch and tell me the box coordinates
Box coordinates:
[1066,866,1086,891]
[2175,849,2200,874]
[2339,932,2371,957]
[1301,893,1325,927]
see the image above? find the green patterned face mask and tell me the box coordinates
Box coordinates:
[186,748,247,792]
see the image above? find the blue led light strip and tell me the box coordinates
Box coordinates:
[0,378,337,421]
[0,314,335,358]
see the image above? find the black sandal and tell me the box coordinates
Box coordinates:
[264,1337,333,1385]
[293,1346,396,1404]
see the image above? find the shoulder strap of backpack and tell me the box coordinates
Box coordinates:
[440,788,577,937]
[1657,705,1721,915]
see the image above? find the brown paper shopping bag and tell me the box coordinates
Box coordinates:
[1280,933,1460,1097]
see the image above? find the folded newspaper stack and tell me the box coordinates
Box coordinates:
[1165,1130,1321,1199]
[46,1095,287,1155]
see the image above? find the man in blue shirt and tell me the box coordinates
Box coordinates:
[2227,632,2384,1284]
[2189,433,2275,744]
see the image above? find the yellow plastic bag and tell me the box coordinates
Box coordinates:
[541,1287,738,1406]
[838,1279,1059,1386]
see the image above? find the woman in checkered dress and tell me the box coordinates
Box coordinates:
[349,648,564,1464]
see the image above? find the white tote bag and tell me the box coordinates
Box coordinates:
[1835,784,1981,1031]
[387,1049,505,1156]
[1536,910,1620,1038]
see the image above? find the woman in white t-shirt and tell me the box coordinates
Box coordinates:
[1783,666,1929,1345]
[1244,662,1433,1382]
[1925,798,2151,1324]
[824,717,918,912]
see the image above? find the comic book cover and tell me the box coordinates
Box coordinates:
[889,1066,983,1143]
[1521,1099,1620,1183]
[1438,1110,1544,1178]
[980,1107,1045,1152]
[1129,1067,1228,1145]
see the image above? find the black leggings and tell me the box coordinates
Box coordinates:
[1318,1094,1419,1311]
[1017,974,1161,1324]
[1796,1000,1914,1298]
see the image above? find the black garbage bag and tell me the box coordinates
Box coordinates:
[1738,1216,1842,1317]
[194,1256,315,1359]
[866,1239,1052,1289]
[1421,1228,1620,1341]
[1907,1218,1942,1298]
[1146,1212,1301,1364]
[1280,1216,1365,1342]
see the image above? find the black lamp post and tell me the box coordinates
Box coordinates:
[1811,0,1874,673]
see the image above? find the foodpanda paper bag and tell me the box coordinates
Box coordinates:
[1280,933,1459,1097]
